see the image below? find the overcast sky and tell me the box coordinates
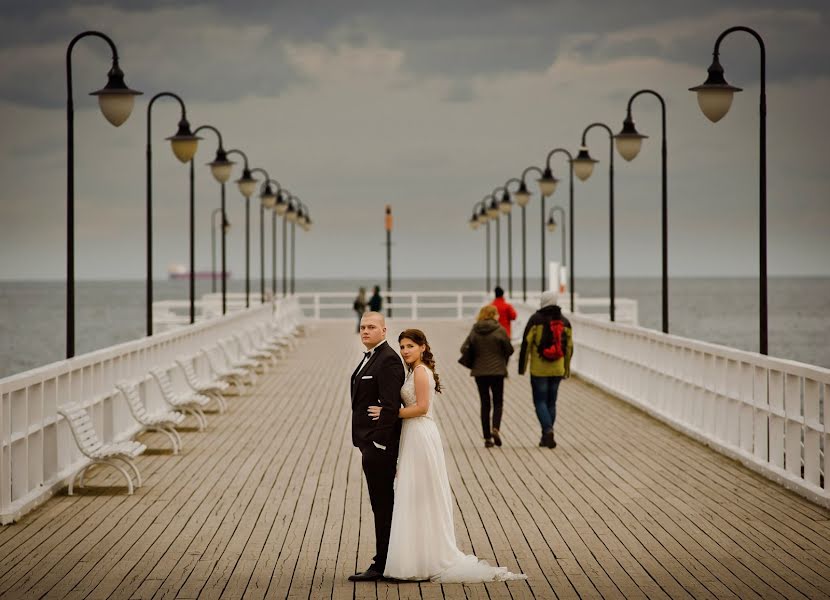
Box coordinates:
[0,0,828,280]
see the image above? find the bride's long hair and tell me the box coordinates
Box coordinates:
[398,329,442,393]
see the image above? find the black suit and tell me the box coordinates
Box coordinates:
[350,340,405,573]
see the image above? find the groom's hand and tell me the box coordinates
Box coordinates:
[367,405,381,420]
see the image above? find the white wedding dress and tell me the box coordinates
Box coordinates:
[384,364,527,583]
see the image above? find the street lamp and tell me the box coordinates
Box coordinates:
[146,92,201,335]
[615,89,670,333]
[469,198,491,291]
[65,31,141,358]
[574,123,616,321]
[277,190,292,297]
[540,148,575,310]
[195,125,234,314]
[249,167,272,305]
[211,207,230,295]
[502,178,526,298]
[226,149,258,308]
[690,26,768,355]
[261,178,282,298]
[547,206,567,284]
[516,167,543,302]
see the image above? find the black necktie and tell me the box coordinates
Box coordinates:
[364,351,371,359]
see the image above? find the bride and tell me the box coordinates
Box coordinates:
[368,328,527,583]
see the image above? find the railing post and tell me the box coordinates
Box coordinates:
[457,293,463,319]
[314,294,320,320]
[412,292,417,320]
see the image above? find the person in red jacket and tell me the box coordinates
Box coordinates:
[491,287,517,338]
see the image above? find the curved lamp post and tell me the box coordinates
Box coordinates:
[146,93,201,335]
[469,199,491,291]
[690,26,768,355]
[210,207,230,294]
[615,89,669,333]
[65,31,141,358]
[196,125,235,314]
[261,178,282,298]
[275,190,290,297]
[539,148,575,311]
[572,123,616,321]
[226,149,258,308]
[547,206,567,281]
[516,166,543,302]
[488,191,502,288]
[290,198,311,295]
[502,179,525,298]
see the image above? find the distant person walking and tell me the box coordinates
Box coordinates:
[491,286,517,338]
[369,285,383,313]
[518,291,573,449]
[460,305,514,448]
[353,287,367,332]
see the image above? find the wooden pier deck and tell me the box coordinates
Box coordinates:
[1,320,829,599]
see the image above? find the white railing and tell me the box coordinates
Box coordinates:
[523,305,829,507]
[295,291,638,324]
[153,293,270,332]
[0,298,300,524]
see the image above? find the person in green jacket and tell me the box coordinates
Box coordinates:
[518,291,573,449]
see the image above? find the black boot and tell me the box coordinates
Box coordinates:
[543,430,556,449]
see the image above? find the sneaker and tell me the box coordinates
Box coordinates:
[484,439,494,448]
[492,428,502,447]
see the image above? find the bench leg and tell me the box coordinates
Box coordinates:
[112,456,142,488]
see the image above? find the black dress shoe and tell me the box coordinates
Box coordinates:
[492,428,502,447]
[349,569,383,582]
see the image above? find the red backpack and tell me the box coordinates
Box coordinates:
[538,319,566,361]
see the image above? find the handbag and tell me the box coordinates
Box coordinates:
[458,336,475,369]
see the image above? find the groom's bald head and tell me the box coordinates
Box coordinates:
[360,311,386,348]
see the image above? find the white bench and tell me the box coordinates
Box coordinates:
[116,381,185,454]
[175,356,231,408]
[149,367,214,428]
[58,403,145,495]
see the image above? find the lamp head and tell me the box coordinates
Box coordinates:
[499,189,512,213]
[260,184,277,208]
[486,196,500,218]
[537,167,559,197]
[614,115,648,161]
[689,56,743,123]
[235,168,258,198]
[477,206,488,224]
[89,60,142,127]
[469,214,480,230]
[547,215,557,232]
[514,180,531,207]
[572,146,598,181]
[166,117,202,163]
[274,191,289,215]
[207,148,235,183]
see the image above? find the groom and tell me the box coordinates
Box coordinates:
[349,311,405,582]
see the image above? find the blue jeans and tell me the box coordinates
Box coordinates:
[530,376,562,434]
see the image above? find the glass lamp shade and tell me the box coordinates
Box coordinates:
[499,193,512,214]
[514,184,531,207]
[614,117,648,162]
[469,216,480,230]
[285,205,298,222]
[90,63,142,127]
[547,217,557,232]
[537,168,559,197]
[304,218,312,231]
[274,194,289,215]
[689,58,743,123]
[261,185,277,209]
[236,169,259,198]
[572,147,598,181]
[486,198,500,218]
[208,150,235,183]
[166,119,202,163]
[477,208,488,224]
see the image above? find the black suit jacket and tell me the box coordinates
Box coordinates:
[351,340,405,451]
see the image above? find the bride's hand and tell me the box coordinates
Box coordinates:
[367,405,381,420]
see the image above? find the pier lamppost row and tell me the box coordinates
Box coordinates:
[690,26,768,355]
[294,199,312,295]
[210,207,230,294]
[547,206,567,281]
[614,89,669,333]
[275,190,290,297]
[572,123,616,322]
[468,199,491,292]
[515,166,544,302]
[226,149,258,308]
[195,125,234,315]
[249,168,274,304]
[65,31,141,358]
[146,92,201,334]
[538,148,575,311]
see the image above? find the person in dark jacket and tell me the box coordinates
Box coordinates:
[368,285,383,313]
[518,291,573,449]
[460,305,515,448]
